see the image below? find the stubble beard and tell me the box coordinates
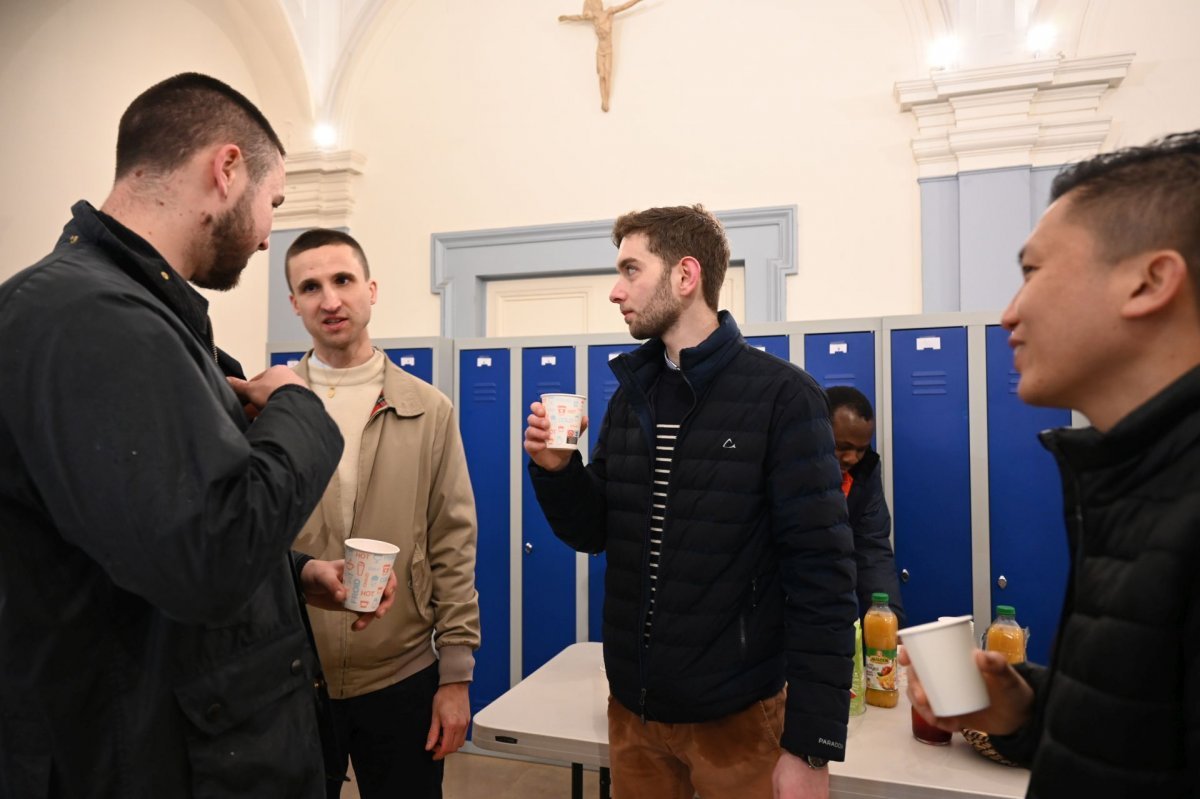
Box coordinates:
[628,273,682,340]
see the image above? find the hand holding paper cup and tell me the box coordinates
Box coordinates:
[343,538,400,613]
[899,615,989,717]
[540,393,586,450]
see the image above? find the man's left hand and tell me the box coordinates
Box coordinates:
[299,558,397,631]
[773,750,829,799]
[426,682,471,761]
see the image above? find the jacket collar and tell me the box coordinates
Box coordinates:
[612,310,746,397]
[1039,362,1200,473]
[294,350,427,419]
[848,448,880,480]
[63,200,213,353]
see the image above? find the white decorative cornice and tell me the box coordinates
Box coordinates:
[895,52,1134,177]
[276,149,366,230]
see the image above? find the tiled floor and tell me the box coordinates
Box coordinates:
[339,752,600,799]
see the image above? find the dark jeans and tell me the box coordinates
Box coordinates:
[327,662,444,799]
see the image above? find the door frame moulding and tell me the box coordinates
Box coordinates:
[430,207,797,339]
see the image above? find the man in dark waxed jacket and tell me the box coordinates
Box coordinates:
[905,131,1200,797]
[0,74,393,798]
[524,205,857,799]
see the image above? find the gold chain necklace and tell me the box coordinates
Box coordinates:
[317,364,352,398]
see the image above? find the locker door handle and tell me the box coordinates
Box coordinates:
[900,568,910,583]
[997,574,1007,589]
[523,542,534,555]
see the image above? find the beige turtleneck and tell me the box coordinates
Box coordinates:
[306,349,387,533]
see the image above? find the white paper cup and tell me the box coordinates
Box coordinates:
[899,615,989,717]
[342,537,400,612]
[541,393,586,450]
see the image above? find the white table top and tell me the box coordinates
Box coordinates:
[473,642,1031,799]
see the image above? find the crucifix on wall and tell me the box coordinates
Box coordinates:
[558,0,644,112]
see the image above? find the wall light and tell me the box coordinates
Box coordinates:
[1026,24,1057,57]
[929,35,960,71]
[313,123,338,150]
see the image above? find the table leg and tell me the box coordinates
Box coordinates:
[599,766,611,799]
[572,762,583,799]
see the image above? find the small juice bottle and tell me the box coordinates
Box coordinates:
[985,605,1026,664]
[864,593,898,708]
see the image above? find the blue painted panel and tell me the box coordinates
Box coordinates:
[585,344,638,642]
[744,335,789,363]
[890,327,972,625]
[919,176,961,313]
[985,326,1071,664]
[521,347,577,676]
[959,168,1032,313]
[383,347,433,384]
[269,351,305,368]
[459,348,511,717]
[803,332,877,411]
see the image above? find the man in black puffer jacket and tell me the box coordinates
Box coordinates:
[905,131,1200,797]
[825,386,905,626]
[525,205,857,799]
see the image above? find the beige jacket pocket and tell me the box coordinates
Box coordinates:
[410,546,434,624]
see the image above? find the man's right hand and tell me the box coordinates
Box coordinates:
[227,366,309,414]
[902,645,1034,736]
[524,401,588,472]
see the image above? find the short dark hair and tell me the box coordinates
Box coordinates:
[284,228,371,291]
[826,386,874,422]
[1051,130,1200,304]
[611,205,730,312]
[115,73,285,184]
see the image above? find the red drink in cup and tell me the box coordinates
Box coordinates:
[911,706,952,745]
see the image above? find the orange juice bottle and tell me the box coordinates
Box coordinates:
[985,605,1026,664]
[864,593,899,708]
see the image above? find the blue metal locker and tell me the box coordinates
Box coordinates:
[459,348,510,717]
[804,332,877,411]
[985,326,1071,664]
[744,335,789,362]
[383,347,433,384]
[521,347,578,676]
[269,351,304,368]
[890,327,972,625]
[586,343,639,642]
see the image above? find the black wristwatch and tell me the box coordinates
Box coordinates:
[803,755,828,770]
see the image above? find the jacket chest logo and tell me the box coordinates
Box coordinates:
[722,438,736,449]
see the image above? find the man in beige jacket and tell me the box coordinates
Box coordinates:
[286,228,481,799]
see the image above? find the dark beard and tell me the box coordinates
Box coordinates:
[193,191,256,291]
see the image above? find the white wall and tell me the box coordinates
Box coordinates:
[0,0,306,374]
[3,0,1200,373]
[340,0,924,343]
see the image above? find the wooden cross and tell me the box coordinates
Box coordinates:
[559,0,645,112]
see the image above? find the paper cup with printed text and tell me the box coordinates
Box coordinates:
[899,615,989,717]
[541,393,586,450]
[342,538,399,613]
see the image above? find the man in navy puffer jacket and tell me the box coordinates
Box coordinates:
[525,205,857,799]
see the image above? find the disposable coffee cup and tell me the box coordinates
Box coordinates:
[898,615,989,717]
[342,537,400,613]
[541,393,586,450]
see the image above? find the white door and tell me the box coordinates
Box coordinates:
[486,267,746,337]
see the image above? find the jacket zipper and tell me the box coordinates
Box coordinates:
[636,365,699,723]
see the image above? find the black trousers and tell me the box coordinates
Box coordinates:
[326,662,444,799]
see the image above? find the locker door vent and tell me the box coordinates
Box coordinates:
[910,370,948,396]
